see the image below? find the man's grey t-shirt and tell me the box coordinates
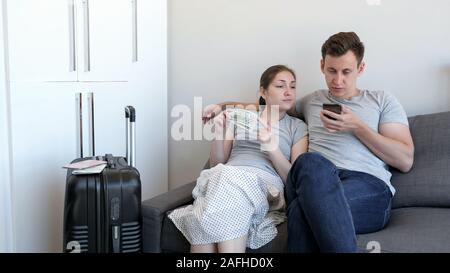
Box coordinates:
[296,89,409,195]
[227,113,308,177]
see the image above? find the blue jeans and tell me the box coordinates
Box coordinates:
[286,152,392,253]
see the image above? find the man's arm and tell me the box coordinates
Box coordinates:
[321,105,414,172]
[354,122,414,172]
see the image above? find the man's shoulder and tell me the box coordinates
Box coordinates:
[299,89,327,104]
[361,90,401,109]
[363,89,395,100]
[295,90,327,118]
[362,90,408,124]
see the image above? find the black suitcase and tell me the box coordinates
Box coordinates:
[63,106,141,253]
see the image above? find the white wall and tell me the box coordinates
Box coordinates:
[168,0,450,189]
[0,0,14,252]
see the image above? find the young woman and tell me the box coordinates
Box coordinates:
[169,65,308,253]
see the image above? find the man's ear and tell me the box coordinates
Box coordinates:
[320,59,325,73]
[358,61,366,75]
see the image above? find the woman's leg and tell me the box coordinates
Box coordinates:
[217,235,248,253]
[190,243,218,253]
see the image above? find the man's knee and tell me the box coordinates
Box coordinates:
[288,152,337,191]
[291,152,334,176]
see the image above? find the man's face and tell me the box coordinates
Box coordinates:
[321,50,365,99]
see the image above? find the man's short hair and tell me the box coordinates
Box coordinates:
[321,32,365,66]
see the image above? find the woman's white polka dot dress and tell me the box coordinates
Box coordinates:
[168,164,286,249]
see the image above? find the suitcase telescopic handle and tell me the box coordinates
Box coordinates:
[125,106,136,167]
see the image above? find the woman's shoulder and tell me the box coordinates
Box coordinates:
[285,114,307,126]
[284,114,308,134]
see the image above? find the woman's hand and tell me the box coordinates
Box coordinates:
[257,117,279,152]
[257,117,272,145]
[202,104,222,124]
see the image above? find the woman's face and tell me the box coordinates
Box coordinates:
[261,71,296,112]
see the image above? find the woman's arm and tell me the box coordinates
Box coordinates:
[210,138,233,167]
[209,112,234,167]
[290,136,309,163]
[267,136,308,183]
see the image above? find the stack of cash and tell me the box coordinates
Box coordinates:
[226,109,259,131]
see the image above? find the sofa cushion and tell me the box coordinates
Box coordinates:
[357,207,450,253]
[390,111,450,208]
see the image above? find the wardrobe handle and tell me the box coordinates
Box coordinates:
[75,93,83,158]
[131,0,138,62]
[68,0,76,72]
[87,92,95,157]
[83,0,90,72]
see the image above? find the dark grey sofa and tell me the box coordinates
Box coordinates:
[142,111,450,253]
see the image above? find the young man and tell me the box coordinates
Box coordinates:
[286,32,414,252]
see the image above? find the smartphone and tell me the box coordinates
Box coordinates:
[322,103,342,120]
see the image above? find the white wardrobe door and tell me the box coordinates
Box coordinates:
[10,82,78,252]
[7,0,77,82]
[1,0,14,252]
[0,91,14,252]
[0,118,14,253]
[77,0,132,82]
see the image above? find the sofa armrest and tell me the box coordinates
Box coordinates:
[141,181,196,252]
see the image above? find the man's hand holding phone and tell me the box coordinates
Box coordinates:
[322,104,342,120]
[320,103,363,133]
